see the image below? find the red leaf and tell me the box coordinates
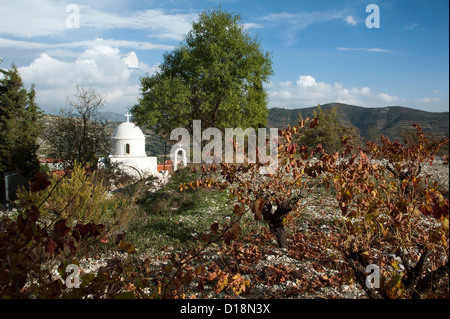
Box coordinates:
[210,222,219,234]
[252,197,265,221]
[30,171,51,192]
[315,144,323,154]
[26,206,41,223]
[224,223,241,245]
[233,204,245,216]
[309,117,319,129]
[73,222,105,240]
[287,143,297,155]
[53,220,70,237]
[197,278,205,291]
[201,233,210,242]
[69,239,77,255]
[46,240,57,254]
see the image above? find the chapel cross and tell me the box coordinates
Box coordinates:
[125,112,131,123]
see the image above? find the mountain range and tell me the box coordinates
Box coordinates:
[98,103,448,156]
[267,103,449,142]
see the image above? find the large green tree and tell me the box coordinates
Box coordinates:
[0,64,42,181]
[131,7,273,137]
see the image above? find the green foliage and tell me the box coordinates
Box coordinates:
[295,105,361,153]
[0,64,42,181]
[131,7,273,138]
[128,166,234,252]
[17,163,133,233]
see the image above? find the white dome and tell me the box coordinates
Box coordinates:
[110,121,146,157]
[107,116,158,177]
[112,122,145,140]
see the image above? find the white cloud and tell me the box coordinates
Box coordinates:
[338,47,392,53]
[278,81,293,88]
[414,97,442,104]
[0,37,174,51]
[351,87,371,96]
[243,23,264,30]
[80,8,196,41]
[0,1,196,40]
[268,75,404,108]
[18,45,158,113]
[296,75,317,88]
[260,9,348,45]
[377,93,399,103]
[0,0,67,38]
[345,16,357,25]
[404,23,419,30]
[124,51,139,69]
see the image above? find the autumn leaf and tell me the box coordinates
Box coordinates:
[118,240,136,254]
[252,197,265,221]
[201,233,210,243]
[26,206,41,223]
[197,278,205,291]
[309,117,319,129]
[30,171,51,192]
[53,219,71,237]
[224,223,241,245]
[315,143,323,154]
[72,222,105,241]
[210,222,219,234]
[162,263,173,273]
[233,204,245,216]
[46,239,57,254]
[287,143,296,155]
[208,271,218,281]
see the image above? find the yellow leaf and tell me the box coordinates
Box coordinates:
[441,217,449,232]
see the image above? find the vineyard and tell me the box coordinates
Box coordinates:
[0,120,448,299]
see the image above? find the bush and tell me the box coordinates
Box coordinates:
[0,169,139,298]
[295,105,362,154]
[17,163,134,233]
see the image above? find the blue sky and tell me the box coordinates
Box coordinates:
[0,0,448,114]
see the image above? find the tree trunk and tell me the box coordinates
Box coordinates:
[262,196,300,248]
[271,221,288,248]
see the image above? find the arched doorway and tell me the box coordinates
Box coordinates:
[173,145,187,171]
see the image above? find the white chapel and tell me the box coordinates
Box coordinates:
[108,112,157,178]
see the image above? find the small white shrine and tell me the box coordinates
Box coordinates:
[108,113,158,178]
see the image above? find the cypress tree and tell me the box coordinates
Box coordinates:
[0,64,43,189]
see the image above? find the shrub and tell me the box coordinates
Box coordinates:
[295,105,362,154]
[17,163,134,234]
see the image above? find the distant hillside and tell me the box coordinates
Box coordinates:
[268,103,449,142]
[100,111,129,123]
[40,105,447,159]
